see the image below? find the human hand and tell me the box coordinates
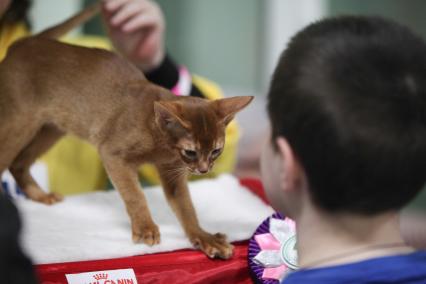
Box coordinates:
[102,0,165,72]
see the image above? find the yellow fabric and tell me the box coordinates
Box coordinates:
[42,137,108,194]
[61,35,112,50]
[0,27,240,194]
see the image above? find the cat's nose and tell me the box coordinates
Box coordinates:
[198,163,209,174]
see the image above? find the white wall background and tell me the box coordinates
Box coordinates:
[261,0,326,91]
[29,0,82,34]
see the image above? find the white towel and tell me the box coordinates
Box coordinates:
[14,174,274,264]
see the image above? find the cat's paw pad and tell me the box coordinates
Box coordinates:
[133,224,161,246]
[190,232,234,259]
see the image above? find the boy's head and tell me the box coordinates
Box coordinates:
[262,16,426,217]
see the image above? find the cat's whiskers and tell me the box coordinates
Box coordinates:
[162,166,187,184]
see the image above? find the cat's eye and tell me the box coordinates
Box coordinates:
[183,149,197,159]
[211,148,222,157]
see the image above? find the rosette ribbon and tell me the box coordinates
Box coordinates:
[253,217,298,281]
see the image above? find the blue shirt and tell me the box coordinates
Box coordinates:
[282,251,426,284]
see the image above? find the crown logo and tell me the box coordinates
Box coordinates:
[93,273,108,280]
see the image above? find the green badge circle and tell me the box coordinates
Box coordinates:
[280,234,298,270]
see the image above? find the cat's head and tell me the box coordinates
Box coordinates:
[154,96,253,175]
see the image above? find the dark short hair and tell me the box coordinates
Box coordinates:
[267,16,426,214]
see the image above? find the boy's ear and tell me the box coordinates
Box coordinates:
[276,137,305,193]
[213,96,254,125]
[154,101,190,131]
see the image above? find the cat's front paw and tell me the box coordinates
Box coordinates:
[132,222,161,246]
[189,231,234,259]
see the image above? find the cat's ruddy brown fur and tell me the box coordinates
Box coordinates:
[0,4,253,258]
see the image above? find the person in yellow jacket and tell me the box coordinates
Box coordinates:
[0,0,240,195]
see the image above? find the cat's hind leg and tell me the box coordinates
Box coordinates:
[0,116,40,184]
[10,124,64,205]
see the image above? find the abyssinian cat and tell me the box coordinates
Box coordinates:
[0,4,253,258]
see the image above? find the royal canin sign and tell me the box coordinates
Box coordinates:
[66,269,138,284]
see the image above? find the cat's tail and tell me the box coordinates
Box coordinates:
[36,2,100,39]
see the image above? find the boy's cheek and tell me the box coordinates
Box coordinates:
[260,142,272,190]
[260,142,282,208]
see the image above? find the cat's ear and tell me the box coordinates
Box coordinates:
[154,101,190,131]
[213,96,254,125]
